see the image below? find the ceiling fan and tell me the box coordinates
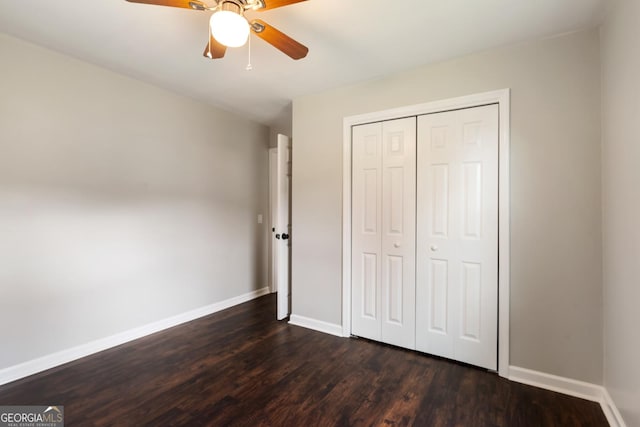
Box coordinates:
[125,0,309,60]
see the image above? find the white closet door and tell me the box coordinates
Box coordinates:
[352,117,416,348]
[416,105,499,370]
[380,117,416,349]
[352,122,383,341]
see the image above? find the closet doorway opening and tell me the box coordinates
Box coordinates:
[341,90,511,378]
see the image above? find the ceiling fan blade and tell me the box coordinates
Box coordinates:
[258,0,306,11]
[125,0,207,10]
[203,34,227,59]
[251,20,308,60]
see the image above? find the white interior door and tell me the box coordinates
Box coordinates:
[276,134,292,320]
[352,117,416,349]
[416,104,499,370]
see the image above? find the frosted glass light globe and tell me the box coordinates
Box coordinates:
[210,10,250,48]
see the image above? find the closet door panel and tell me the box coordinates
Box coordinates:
[380,117,416,350]
[416,105,499,370]
[416,112,458,358]
[352,122,383,341]
[454,105,499,369]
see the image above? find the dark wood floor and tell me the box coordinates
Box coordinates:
[0,294,607,426]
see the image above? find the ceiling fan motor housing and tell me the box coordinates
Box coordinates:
[215,0,264,12]
[219,0,243,14]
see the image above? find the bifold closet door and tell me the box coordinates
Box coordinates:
[352,117,416,349]
[416,105,499,370]
[351,122,383,341]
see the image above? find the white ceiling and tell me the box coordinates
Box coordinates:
[0,0,607,127]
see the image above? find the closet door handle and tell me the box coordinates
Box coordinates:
[393,242,401,248]
[430,245,438,252]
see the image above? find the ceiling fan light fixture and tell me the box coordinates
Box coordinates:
[210,6,250,48]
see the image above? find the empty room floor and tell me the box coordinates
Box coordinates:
[0,294,607,426]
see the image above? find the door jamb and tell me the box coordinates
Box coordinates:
[341,89,511,378]
[268,147,278,293]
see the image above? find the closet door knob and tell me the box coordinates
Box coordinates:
[430,245,438,251]
[393,242,401,248]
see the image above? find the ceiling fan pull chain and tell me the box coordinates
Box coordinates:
[246,34,253,71]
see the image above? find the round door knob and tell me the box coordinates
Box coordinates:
[393,243,401,248]
[282,233,290,240]
[275,234,281,239]
[430,245,438,251]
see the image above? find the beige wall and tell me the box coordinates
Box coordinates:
[269,103,293,148]
[0,33,270,370]
[601,1,640,424]
[292,29,603,383]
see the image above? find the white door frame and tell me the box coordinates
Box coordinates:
[341,89,511,378]
[268,147,278,293]
[276,134,292,320]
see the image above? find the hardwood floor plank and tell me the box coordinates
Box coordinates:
[0,294,608,426]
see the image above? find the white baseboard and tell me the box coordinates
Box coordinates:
[509,366,626,427]
[600,388,627,427]
[0,286,270,387]
[289,314,343,337]
[509,366,604,401]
